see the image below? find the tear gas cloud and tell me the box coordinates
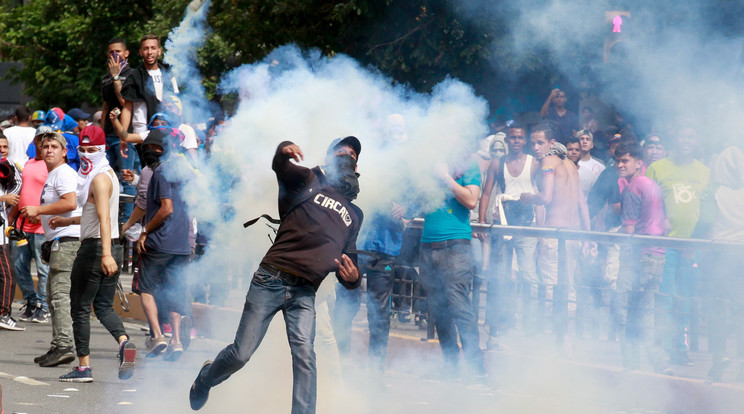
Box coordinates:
[141,0,744,412]
[459,0,744,151]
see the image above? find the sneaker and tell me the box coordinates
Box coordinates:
[162,323,173,338]
[31,307,50,323]
[34,347,56,363]
[180,316,193,351]
[39,347,76,367]
[164,342,184,362]
[59,366,93,383]
[18,303,35,322]
[118,340,137,380]
[189,361,213,410]
[145,335,168,358]
[0,315,25,331]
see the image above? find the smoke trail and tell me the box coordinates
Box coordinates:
[164,0,212,126]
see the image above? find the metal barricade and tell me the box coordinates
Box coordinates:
[400,218,744,348]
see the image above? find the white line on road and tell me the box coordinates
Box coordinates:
[0,372,49,386]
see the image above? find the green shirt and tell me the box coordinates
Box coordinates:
[646,157,710,238]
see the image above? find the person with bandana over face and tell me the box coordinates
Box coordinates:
[189,137,364,414]
[49,126,136,382]
[132,127,193,362]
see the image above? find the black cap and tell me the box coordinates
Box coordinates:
[144,127,183,153]
[327,136,361,158]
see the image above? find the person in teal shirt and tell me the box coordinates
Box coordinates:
[420,155,484,378]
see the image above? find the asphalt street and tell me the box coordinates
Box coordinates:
[4,298,744,414]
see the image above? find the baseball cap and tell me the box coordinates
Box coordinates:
[35,125,53,136]
[144,127,184,153]
[44,107,65,131]
[79,125,106,146]
[31,110,45,122]
[326,136,361,158]
[67,108,91,121]
[38,131,68,148]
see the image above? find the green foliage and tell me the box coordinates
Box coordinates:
[0,0,546,111]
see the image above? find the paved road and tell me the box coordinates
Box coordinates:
[4,297,744,414]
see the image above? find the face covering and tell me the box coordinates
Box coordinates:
[142,147,164,168]
[77,146,109,206]
[325,154,360,200]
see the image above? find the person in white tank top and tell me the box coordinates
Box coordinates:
[50,126,136,383]
[478,125,540,348]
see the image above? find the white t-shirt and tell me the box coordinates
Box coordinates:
[132,101,148,134]
[146,68,179,102]
[179,124,198,149]
[578,157,606,199]
[40,164,81,240]
[4,126,36,166]
[148,68,164,101]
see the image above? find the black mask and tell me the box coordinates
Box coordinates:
[142,147,163,168]
[325,154,360,200]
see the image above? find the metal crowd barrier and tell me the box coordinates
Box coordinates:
[382,218,744,346]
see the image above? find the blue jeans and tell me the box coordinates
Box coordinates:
[105,135,137,221]
[11,233,49,311]
[421,240,483,371]
[199,266,317,414]
[487,235,538,335]
[658,249,699,356]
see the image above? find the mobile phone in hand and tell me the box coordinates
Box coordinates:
[112,51,128,70]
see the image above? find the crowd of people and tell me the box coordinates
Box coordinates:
[0,33,742,414]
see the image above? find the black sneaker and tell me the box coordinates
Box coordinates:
[18,303,35,322]
[34,347,56,363]
[39,347,76,367]
[118,340,137,380]
[0,315,25,331]
[59,366,93,383]
[189,361,213,410]
[180,316,193,351]
[31,307,49,323]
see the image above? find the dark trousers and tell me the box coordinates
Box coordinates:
[421,240,483,370]
[334,253,395,370]
[70,239,128,357]
[0,245,14,316]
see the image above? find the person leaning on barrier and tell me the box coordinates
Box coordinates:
[478,123,539,347]
[645,120,710,366]
[519,122,590,343]
[613,142,670,373]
